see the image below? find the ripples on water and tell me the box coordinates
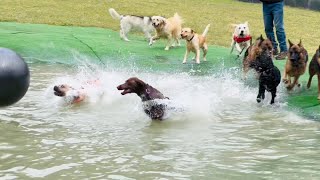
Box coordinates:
[0,58,320,179]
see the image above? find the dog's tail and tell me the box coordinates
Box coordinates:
[172,13,183,26]
[108,8,122,20]
[202,24,211,37]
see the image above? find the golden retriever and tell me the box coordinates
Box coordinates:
[149,13,183,50]
[180,24,210,64]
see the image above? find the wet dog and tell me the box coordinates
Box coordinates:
[242,35,273,79]
[250,48,281,104]
[149,13,183,50]
[230,22,251,56]
[283,40,309,90]
[181,24,210,64]
[117,77,169,120]
[307,45,320,99]
[108,8,154,42]
[54,84,86,104]
[53,80,102,104]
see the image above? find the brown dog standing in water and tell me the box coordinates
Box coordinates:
[307,45,320,99]
[283,40,308,90]
[117,77,169,120]
[180,24,210,64]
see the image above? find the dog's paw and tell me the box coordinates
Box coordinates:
[182,61,186,64]
[203,58,207,61]
[256,98,261,103]
[164,47,169,51]
[317,95,320,100]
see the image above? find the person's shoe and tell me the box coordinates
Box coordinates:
[273,49,279,56]
[275,51,287,60]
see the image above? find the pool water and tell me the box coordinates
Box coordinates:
[1,61,320,179]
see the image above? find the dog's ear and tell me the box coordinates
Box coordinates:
[288,39,294,47]
[230,23,238,28]
[259,34,264,41]
[258,39,263,47]
[298,39,302,47]
[191,29,194,33]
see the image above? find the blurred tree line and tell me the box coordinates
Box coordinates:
[238,0,320,11]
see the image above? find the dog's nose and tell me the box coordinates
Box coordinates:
[53,86,59,91]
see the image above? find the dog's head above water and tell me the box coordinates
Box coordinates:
[151,16,166,28]
[233,21,250,37]
[53,84,72,97]
[117,77,167,101]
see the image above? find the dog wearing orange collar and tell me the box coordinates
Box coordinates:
[180,24,210,64]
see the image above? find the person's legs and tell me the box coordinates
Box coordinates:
[273,1,287,53]
[263,3,278,53]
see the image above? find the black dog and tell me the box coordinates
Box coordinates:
[250,50,281,104]
[117,77,169,120]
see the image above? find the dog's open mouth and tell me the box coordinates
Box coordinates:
[53,86,66,97]
[117,86,132,95]
[181,35,187,39]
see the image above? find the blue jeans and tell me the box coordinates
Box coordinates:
[263,1,287,52]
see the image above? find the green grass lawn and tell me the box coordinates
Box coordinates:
[0,0,319,52]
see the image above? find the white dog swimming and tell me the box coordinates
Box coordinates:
[108,8,155,42]
[53,79,104,105]
[230,22,251,56]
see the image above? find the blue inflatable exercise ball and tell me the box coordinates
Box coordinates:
[0,48,30,107]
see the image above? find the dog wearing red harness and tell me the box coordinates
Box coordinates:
[230,22,251,56]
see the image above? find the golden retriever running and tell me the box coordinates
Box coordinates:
[149,13,183,50]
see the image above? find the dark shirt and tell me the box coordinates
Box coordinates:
[260,0,283,4]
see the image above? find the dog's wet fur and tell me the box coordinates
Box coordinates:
[283,40,309,90]
[307,45,320,99]
[117,77,169,120]
[250,49,281,104]
[243,35,273,79]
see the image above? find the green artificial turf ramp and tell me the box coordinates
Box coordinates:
[0,22,319,119]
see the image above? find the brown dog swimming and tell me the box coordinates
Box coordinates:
[283,40,308,90]
[117,77,169,120]
[307,45,320,99]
